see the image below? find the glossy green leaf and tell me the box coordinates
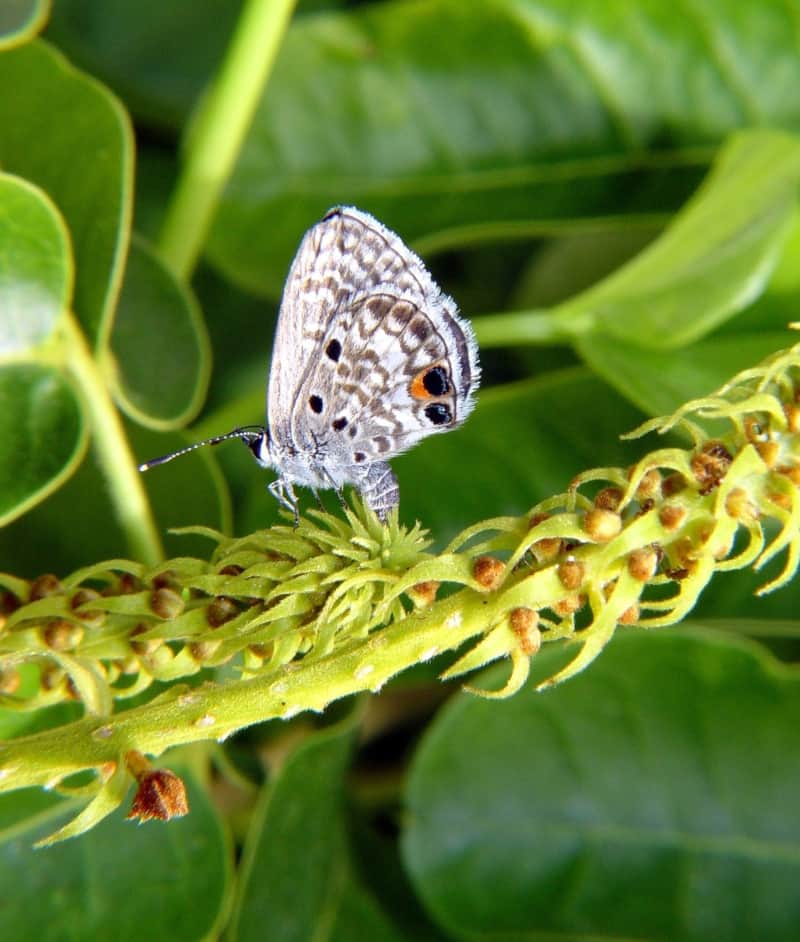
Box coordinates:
[207,0,800,296]
[403,630,800,942]
[0,765,231,942]
[0,364,86,526]
[0,40,132,342]
[107,235,211,429]
[229,718,357,941]
[0,172,71,355]
[0,0,48,49]
[46,0,243,127]
[0,419,228,577]
[559,131,800,349]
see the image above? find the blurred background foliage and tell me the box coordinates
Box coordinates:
[2,1,800,939]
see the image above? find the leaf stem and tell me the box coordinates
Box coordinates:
[60,313,164,565]
[157,0,297,280]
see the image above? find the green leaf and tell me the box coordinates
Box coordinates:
[107,235,211,429]
[0,172,71,355]
[206,0,800,296]
[0,364,86,526]
[560,130,800,349]
[229,717,357,941]
[403,630,800,942]
[0,765,231,941]
[0,0,49,49]
[46,0,243,127]
[0,39,132,342]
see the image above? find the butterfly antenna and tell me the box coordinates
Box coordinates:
[139,426,265,472]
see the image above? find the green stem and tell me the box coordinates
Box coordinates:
[157,0,297,280]
[61,314,164,566]
[0,587,503,789]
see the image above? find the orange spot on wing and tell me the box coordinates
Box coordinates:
[410,370,435,400]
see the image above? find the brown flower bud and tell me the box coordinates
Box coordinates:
[594,487,623,511]
[70,588,105,626]
[553,594,584,617]
[130,623,162,656]
[29,574,62,601]
[659,504,687,531]
[583,508,622,542]
[408,581,440,607]
[42,619,84,651]
[150,587,184,620]
[628,546,659,582]
[473,556,505,590]
[125,751,189,823]
[189,639,223,662]
[206,596,239,628]
[690,441,732,494]
[662,473,687,497]
[509,607,540,655]
[633,468,662,502]
[754,440,780,469]
[618,603,640,625]
[558,558,585,591]
[0,667,21,694]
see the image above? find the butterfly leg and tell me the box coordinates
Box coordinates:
[268,478,300,526]
[357,461,399,521]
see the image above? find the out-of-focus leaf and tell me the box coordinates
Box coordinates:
[0,420,228,577]
[403,630,800,942]
[229,717,357,941]
[0,0,48,49]
[560,131,800,349]
[0,40,132,342]
[207,0,800,296]
[0,172,71,355]
[0,364,86,526]
[46,0,242,127]
[107,235,211,429]
[0,765,231,942]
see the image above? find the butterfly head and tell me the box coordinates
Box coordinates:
[138,426,272,473]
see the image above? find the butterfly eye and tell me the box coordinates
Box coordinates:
[424,403,453,426]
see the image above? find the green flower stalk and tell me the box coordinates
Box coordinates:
[2,341,800,843]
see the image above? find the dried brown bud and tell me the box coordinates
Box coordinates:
[784,402,800,433]
[42,619,84,651]
[206,596,239,628]
[40,664,65,691]
[189,639,223,662]
[767,490,793,511]
[70,588,105,626]
[150,587,184,620]
[130,623,162,656]
[690,441,732,494]
[754,440,780,469]
[509,607,540,655]
[0,667,21,694]
[29,574,63,601]
[618,604,640,625]
[633,468,662,502]
[473,556,505,591]
[583,508,622,543]
[628,546,659,582]
[247,642,273,660]
[553,594,584,617]
[151,569,178,590]
[659,504,687,531]
[125,752,189,823]
[662,473,687,497]
[218,564,244,577]
[777,464,800,485]
[408,581,440,607]
[594,487,623,511]
[557,558,585,591]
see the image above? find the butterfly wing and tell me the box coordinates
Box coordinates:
[268,206,446,450]
[267,207,479,515]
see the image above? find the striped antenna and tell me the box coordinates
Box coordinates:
[138,426,265,472]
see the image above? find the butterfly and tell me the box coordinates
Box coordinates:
[140,207,480,520]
